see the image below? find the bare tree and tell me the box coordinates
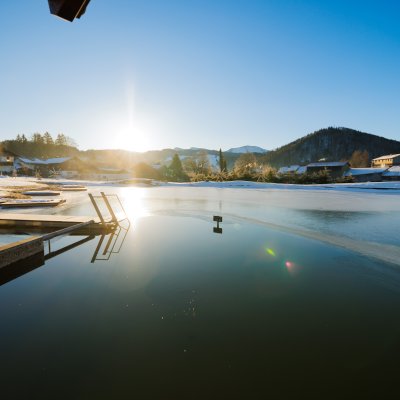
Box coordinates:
[349,150,369,167]
[234,153,258,177]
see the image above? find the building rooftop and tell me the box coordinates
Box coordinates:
[277,165,300,174]
[383,166,400,176]
[18,157,71,165]
[345,168,387,176]
[372,154,400,161]
[307,161,348,167]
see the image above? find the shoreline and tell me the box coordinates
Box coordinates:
[2,177,400,197]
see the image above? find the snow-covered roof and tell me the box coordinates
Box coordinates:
[17,157,71,165]
[18,157,40,164]
[44,157,71,164]
[372,153,400,161]
[278,165,300,174]
[345,168,386,176]
[307,161,348,167]
[383,166,400,176]
[296,166,307,174]
[98,167,129,173]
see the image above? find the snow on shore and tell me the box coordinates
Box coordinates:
[2,176,400,194]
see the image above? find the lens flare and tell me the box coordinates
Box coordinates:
[284,260,299,276]
[266,248,276,257]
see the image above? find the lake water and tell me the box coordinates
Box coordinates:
[1,186,400,398]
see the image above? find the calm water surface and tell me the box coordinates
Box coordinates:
[1,187,399,398]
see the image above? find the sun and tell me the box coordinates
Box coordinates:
[121,131,153,152]
[113,125,154,152]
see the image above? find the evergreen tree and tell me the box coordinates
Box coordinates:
[55,133,67,146]
[32,133,44,144]
[219,148,227,172]
[21,134,28,143]
[16,134,22,142]
[43,132,54,145]
[168,153,188,181]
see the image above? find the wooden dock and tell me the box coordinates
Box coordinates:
[0,192,128,270]
[0,215,116,269]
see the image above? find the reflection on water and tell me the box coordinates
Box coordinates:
[213,215,223,234]
[118,187,150,219]
[91,220,130,262]
[292,208,400,246]
[0,187,400,398]
[0,223,130,287]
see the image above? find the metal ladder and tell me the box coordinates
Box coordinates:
[88,192,129,226]
[88,192,130,262]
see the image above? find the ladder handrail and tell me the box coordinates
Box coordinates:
[101,192,118,223]
[42,220,95,240]
[88,193,106,225]
[105,194,128,219]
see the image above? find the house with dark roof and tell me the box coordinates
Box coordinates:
[306,161,349,178]
[15,156,96,177]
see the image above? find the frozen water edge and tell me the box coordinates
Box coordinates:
[160,179,400,193]
[2,177,400,192]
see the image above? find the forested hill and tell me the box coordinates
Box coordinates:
[2,133,79,159]
[261,127,400,167]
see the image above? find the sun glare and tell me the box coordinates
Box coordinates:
[119,187,150,219]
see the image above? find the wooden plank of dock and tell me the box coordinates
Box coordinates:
[0,213,106,229]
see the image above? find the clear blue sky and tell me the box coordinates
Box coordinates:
[1,0,399,151]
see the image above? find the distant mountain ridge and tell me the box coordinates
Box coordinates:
[227,145,268,154]
[4,126,399,171]
[261,127,400,167]
[60,128,400,171]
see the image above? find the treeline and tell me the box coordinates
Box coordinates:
[2,132,79,159]
[132,151,354,184]
[133,150,228,182]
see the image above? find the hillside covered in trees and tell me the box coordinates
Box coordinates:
[261,127,400,167]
